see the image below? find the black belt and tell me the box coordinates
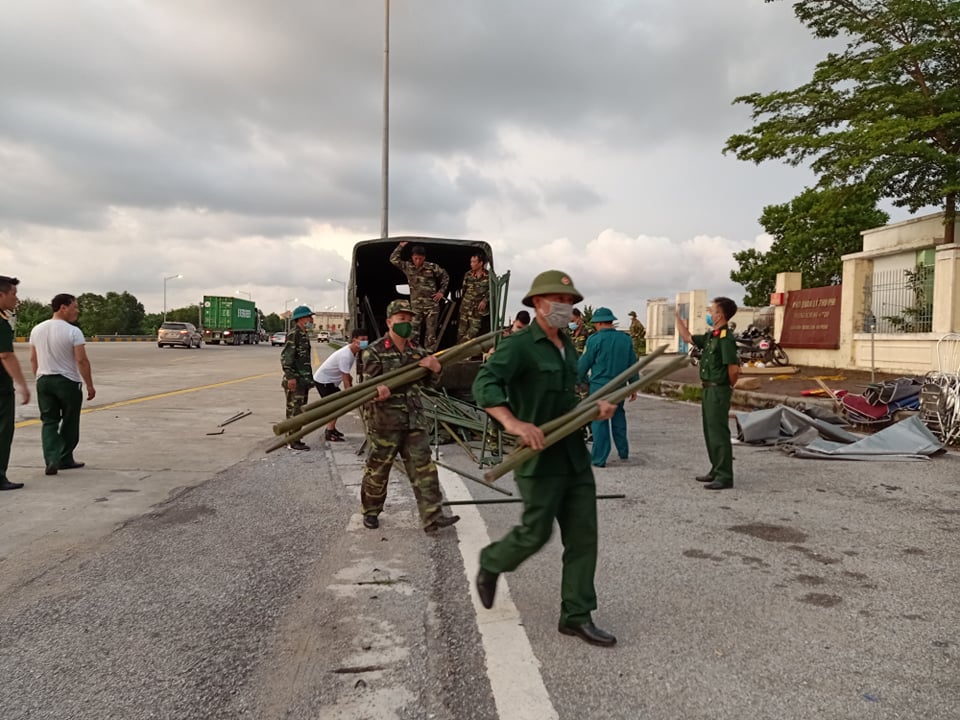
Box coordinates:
[701,381,729,388]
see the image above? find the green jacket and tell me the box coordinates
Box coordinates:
[459,268,490,317]
[281,326,313,383]
[390,245,450,304]
[472,322,590,477]
[692,326,738,384]
[361,335,441,431]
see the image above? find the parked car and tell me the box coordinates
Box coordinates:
[270,332,287,346]
[317,330,330,343]
[158,321,202,349]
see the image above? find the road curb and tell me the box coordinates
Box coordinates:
[651,379,837,412]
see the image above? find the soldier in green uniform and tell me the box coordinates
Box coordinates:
[281,305,315,451]
[628,310,646,357]
[472,270,619,647]
[390,241,450,351]
[456,250,489,343]
[359,299,460,534]
[676,297,739,490]
[0,276,29,491]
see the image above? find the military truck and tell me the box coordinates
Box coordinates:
[349,236,509,391]
[201,295,262,345]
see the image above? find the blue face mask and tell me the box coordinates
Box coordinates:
[358,340,369,350]
[567,322,578,331]
[706,314,714,327]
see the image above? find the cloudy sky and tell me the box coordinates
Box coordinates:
[0,1,905,322]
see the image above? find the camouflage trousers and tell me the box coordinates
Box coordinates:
[456,308,484,344]
[283,379,309,419]
[360,428,443,527]
[411,298,440,350]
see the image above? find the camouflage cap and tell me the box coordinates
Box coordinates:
[386,299,414,317]
[629,310,637,317]
[521,270,583,307]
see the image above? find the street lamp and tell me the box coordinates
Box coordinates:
[163,274,182,320]
[327,278,347,329]
[284,297,298,333]
[236,290,252,300]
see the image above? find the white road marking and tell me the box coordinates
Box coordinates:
[437,466,559,720]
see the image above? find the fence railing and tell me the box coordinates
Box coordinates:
[867,263,935,334]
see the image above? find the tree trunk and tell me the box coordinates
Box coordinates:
[944,191,957,245]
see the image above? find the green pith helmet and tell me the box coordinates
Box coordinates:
[521,270,584,307]
[386,299,413,316]
[291,305,314,321]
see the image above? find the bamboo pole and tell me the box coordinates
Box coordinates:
[433,460,514,497]
[483,354,690,483]
[443,493,625,506]
[266,390,379,452]
[277,328,500,433]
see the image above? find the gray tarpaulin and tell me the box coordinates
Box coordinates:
[735,406,943,461]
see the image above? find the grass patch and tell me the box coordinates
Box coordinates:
[678,386,703,402]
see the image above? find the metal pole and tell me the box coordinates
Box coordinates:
[443,494,626,507]
[380,0,389,239]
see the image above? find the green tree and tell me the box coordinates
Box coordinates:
[11,298,49,338]
[262,312,284,333]
[77,291,145,335]
[725,0,960,244]
[731,186,889,305]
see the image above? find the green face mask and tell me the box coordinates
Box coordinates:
[392,321,412,338]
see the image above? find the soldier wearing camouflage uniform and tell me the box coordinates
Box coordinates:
[390,241,450,351]
[628,310,646,357]
[568,308,592,355]
[281,305,314,451]
[456,250,490,343]
[359,299,460,534]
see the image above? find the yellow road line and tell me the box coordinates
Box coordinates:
[15,372,277,429]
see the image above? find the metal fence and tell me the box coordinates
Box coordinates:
[865,263,935,334]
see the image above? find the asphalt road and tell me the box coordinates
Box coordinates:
[0,343,957,720]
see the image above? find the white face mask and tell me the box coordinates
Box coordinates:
[541,301,574,329]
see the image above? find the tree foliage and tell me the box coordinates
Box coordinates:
[262,313,284,333]
[731,186,889,306]
[725,0,960,242]
[77,291,146,336]
[10,299,50,338]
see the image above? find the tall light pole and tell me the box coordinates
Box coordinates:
[381,0,389,239]
[163,274,182,320]
[284,297,298,333]
[327,278,347,331]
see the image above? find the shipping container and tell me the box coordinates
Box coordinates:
[201,295,261,344]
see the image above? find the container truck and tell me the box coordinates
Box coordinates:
[201,295,262,345]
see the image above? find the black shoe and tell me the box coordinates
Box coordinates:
[424,514,461,533]
[324,430,344,442]
[45,464,58,476]
[558,621,617,647]
[287,441,310,451]
[0,480,24,490]
[331,428,345,438]
[476,568,499,609]
[363,515,379,529]
[59,461,85,470]
[695,474,714,482]
[704,480,733,490]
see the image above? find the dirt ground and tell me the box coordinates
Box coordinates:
[664,361,913,401]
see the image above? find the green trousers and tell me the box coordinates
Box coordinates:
[37,374,83,467]
[701,385,734,486]
[0,392,13,481]
[360,428,443,528]
[480,467,598,626]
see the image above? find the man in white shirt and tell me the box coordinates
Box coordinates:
[29,294,96,476]
[313,328,368,442]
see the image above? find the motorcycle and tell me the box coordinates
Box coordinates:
[735,325,789,366]
[688,326,790,367]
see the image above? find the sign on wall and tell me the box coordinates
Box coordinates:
[779,286,842,349]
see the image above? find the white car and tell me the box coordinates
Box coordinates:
[317,330,330,343]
